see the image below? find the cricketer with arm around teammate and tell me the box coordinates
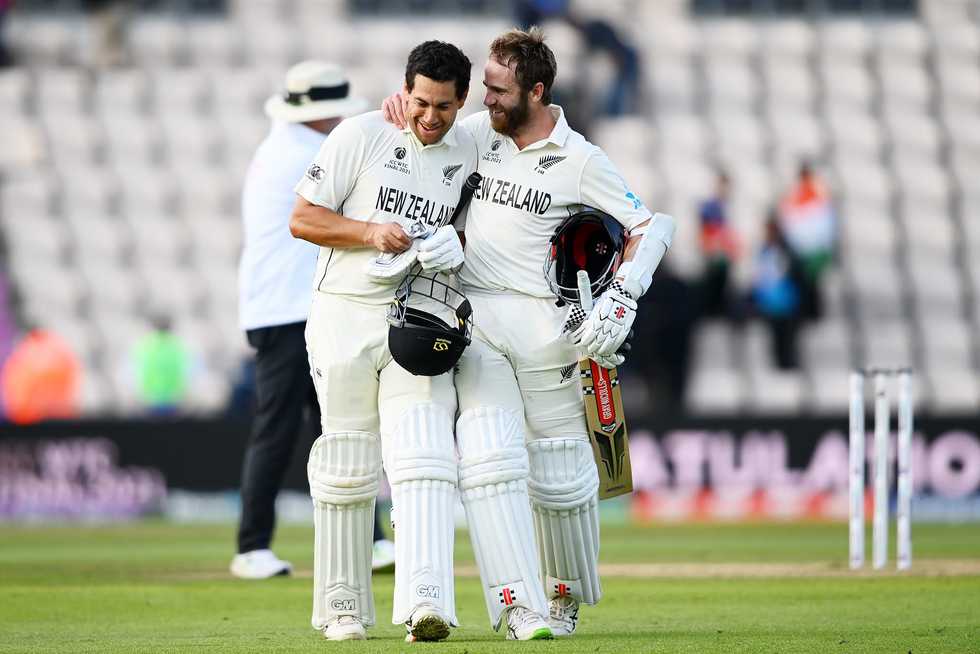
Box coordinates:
[383,27,675,640]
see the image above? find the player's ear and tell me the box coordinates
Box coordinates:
[530,81,545,104]
[457,87,468,108]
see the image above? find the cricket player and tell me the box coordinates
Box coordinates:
[383,27,675,640]
[289,41,479,642]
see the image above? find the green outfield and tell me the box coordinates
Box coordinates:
[2,522,979,653]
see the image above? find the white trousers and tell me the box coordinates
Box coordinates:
[306,292,459,629]
[455,290,601,628]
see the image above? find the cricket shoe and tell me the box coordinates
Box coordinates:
[372,539,396,572]
[322,615,366,641]
[229,549,291,579]
[404,606,451,642]
[504,606,553,640]
[547,596,579,637]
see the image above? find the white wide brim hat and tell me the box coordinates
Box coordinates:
[265,60,368,123]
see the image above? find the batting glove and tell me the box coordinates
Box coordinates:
[573,281,637,357]
[417,225,463,273]
[561,305,626,369]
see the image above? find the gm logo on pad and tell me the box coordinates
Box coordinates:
[330,599,356,611]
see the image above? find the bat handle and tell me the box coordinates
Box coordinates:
[577,270,593,312]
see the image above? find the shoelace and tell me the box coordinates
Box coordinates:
[335,616,359,626]
[550,598,578,627]
[510,607,541,629]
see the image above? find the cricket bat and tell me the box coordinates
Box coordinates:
[576,270,633,499]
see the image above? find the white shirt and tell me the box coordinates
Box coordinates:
[239,122,325,331]
[294,110,480,305]
[458,106,653,298]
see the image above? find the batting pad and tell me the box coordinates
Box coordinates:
[308,431,381,629]
[457,406,549,629]
[384,403,459,626]
[527,438,602,605]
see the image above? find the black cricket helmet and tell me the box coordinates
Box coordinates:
[387,266,473,376]
[544,206,627,305]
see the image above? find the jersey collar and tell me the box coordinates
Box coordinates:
[546,105,571,146]
[402,121,459,149]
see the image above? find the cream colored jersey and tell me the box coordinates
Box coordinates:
[295,110,479,305]
[457,106,652,298]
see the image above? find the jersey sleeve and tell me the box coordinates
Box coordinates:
[579,149,653,232]
[293,118,366,211]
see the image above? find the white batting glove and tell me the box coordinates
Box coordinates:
[417,225,463,273]
[573,281,637,357]
[561,304,627,369]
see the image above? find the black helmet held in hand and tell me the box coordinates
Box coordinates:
[387,266,473,376]
[544,206,627,306]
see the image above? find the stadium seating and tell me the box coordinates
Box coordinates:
[0,0,977,415]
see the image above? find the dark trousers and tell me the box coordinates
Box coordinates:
[236,321,384,553]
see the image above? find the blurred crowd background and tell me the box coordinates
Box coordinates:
[1,0,978,423]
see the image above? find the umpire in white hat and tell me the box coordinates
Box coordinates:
[232,61,394,578]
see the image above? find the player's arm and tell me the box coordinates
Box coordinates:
[289,197,410,253]
[574,151,676,358]
[289,118,410,254]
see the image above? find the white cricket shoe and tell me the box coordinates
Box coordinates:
[322,615,366,641]
[372,539,396,571]
[404,606,451,642]
[547,596,579,637]
[504,606,553,641]
[229,549,291,579]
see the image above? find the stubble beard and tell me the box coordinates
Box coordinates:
[490,93,530,138]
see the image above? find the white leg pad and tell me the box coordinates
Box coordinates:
[383,403,459,626]
[308,431,381,630]
[528,438,602,605]
[457,406,548,630]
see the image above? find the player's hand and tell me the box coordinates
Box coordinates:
[366,222,411,253]
[381,92,408,129]
[417,225,463,272]
[573,282,637,357]
[590,350,625,369]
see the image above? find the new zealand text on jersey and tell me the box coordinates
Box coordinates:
[375,186,456,225]
[473,175,552,216]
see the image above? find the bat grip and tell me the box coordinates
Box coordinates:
[445,172,482,228]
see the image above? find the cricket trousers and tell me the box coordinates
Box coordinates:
[237,321,383,554]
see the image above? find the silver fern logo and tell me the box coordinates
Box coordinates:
[560,363,577,383]
[535,154,567,174]
[442,163,463,186]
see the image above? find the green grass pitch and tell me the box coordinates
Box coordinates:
[1,522,978,653]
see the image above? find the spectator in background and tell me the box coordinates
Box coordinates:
[82,0,130,67]
[777,161,836,321]
[232,61,394,581]
[0,325,80,424]
[514,0,641,122]
[751,214,805,370]
[698,169,740,320]
[133,314,190,415]
[0,0,13,68]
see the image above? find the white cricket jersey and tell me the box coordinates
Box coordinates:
[295,110,479,305]
[239,122,326,331]
[458,106,653,298]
